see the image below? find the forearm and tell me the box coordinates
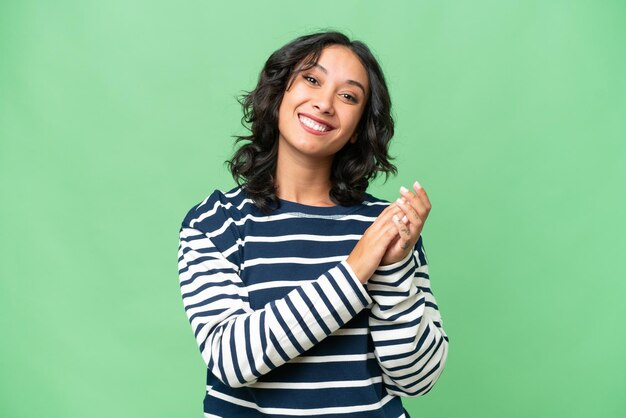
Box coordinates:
[366,241,449,396]
[180,227,372,387]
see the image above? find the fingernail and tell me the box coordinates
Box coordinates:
[396,197,405,205]
[393,214,400,222]
[413,181,422,190]
[401,215,408,223]
[400,186,409,194]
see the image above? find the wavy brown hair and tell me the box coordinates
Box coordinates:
[226,31,397,214]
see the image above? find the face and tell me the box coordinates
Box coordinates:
[277,45,369,162]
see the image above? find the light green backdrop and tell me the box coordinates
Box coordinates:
[1,1,625,417]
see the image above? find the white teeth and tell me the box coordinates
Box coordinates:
[299,115,331,132]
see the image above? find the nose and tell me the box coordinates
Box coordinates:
[312,87,334,115]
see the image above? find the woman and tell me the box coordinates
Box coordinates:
[178,31,448,417]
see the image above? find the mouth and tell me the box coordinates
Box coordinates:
[298,113,335,134]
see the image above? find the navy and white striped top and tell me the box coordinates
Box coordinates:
[177,186,449,417]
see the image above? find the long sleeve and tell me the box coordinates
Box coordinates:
[367,236,449,397]
[178,225,373,389]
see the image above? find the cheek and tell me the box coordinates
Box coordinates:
[278,89,300,119]
[277,96,293,126]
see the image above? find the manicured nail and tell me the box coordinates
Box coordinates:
[396,197,405,205]
[400,186,409,194]
[401,215,408,223]
[393,214,400,222]
[413,181,422,190]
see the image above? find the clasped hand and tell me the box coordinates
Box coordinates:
[346,181,432,283]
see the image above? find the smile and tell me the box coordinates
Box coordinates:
[298,114,334,134]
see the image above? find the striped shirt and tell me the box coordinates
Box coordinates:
[177,186,449,417]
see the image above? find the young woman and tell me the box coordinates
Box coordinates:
[178,31,448,417]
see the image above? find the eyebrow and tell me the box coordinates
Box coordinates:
[312,63,367,96]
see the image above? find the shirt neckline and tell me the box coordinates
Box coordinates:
[275,197,363,216]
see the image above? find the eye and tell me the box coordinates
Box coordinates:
[303,75,319,85]
[341,93,358,104]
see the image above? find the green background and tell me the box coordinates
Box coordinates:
[1,1,625,417]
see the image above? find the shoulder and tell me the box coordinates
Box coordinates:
[181,185,252,233]
[359,191,392,216]
[361,191,391,206]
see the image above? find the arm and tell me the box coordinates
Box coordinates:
[178,225,372,388]
[367,236,449,397]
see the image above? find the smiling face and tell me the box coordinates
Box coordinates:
[276,45,370,164]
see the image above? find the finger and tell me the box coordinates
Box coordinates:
[381,201,397,212]
[392,214,412,250]
[375,205,401,227]
[399,186,429,221]
[370,203,400,231]
[375,206,393,223]
[395,196,422,229]
[412,181,432,213]
[382,216,402,243]
[374,205,404,238]
[395,199,424,248]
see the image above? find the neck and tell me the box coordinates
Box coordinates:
[274,142,335,206]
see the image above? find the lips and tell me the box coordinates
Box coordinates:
[298,113,335,134]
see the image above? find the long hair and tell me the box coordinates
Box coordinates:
[226,31,397,214]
